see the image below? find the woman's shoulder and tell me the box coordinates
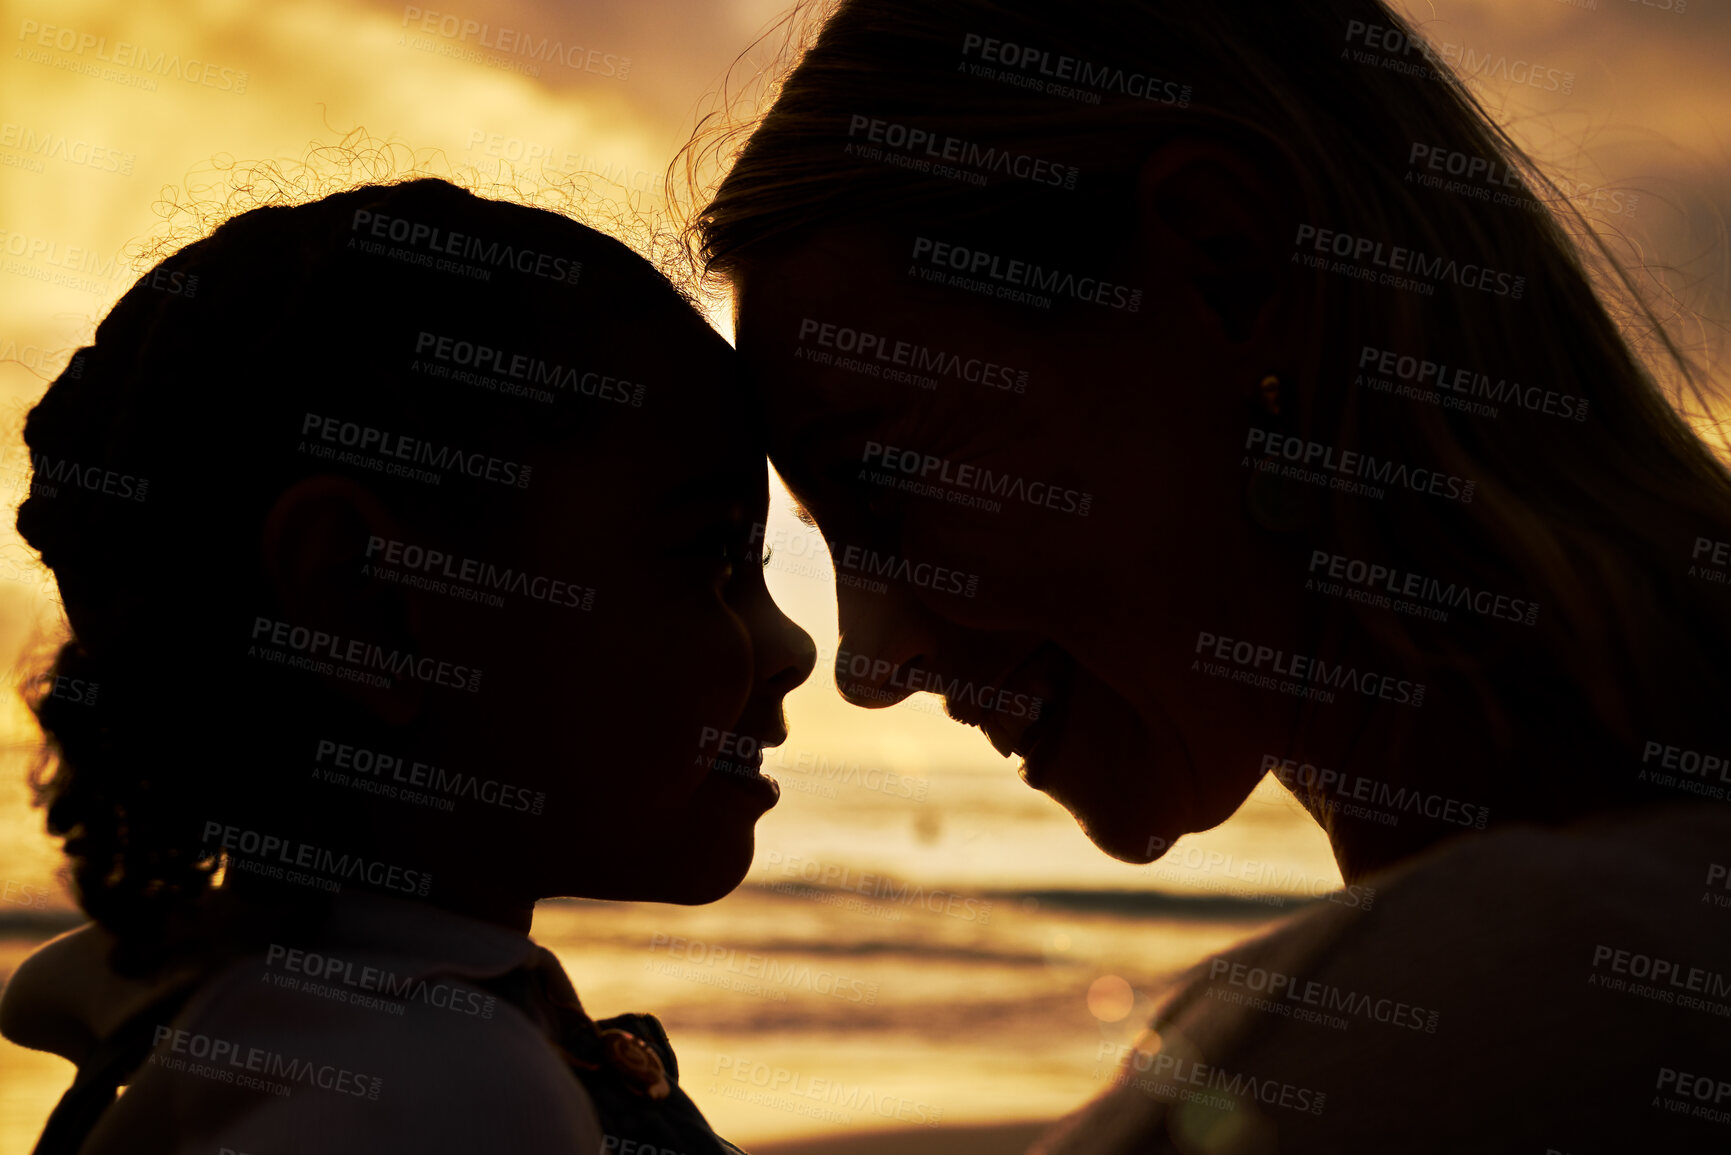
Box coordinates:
[1193,800,1731,1047]
[1037,803,1731,1154]
[1218,799,1730,971]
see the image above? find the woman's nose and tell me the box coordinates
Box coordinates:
[833,584,938,708]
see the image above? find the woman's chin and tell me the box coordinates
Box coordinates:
[1020,668,1194,864]
[1053,789,1183,864]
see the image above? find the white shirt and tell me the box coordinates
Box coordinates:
[3,890,606,1154]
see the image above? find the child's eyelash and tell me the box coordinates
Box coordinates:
[715,538,773,569]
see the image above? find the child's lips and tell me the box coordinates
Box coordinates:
[705,739,782,806]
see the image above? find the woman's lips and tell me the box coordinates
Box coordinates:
[961,643,1076,772]
[1014,690,1071,790]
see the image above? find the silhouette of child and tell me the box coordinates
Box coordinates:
[0,177,816,1155]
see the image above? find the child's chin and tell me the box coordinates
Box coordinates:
[647,833,759,905]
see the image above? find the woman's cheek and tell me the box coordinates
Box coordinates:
[899,525,1057,633]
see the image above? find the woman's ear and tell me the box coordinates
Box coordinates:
[1133,136,1294,346]
[258,474,424,725]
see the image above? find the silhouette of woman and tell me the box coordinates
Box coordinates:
[685,0,1731,1149]
[1,177,815,1154]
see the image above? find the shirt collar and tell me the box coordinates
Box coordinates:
[260,889,543,983]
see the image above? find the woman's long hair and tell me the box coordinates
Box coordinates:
[677,0,1731,875]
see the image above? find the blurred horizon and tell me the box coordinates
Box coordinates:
[2,0,1729,1150]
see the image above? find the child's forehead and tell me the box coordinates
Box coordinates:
[573,321,763,466]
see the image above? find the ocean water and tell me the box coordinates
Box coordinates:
[0,747,1341,1152]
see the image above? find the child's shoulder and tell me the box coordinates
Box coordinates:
[96,905,607,1153]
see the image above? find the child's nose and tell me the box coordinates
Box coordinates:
[765,611,817,698]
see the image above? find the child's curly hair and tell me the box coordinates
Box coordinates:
[16,173,695,972]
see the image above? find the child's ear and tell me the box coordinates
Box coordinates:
[258,474,424,725]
